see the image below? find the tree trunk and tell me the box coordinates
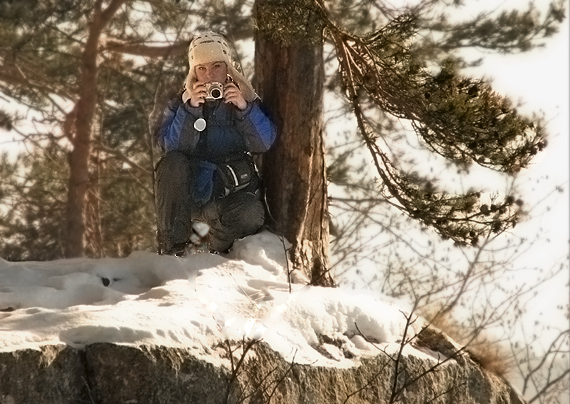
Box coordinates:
[64,0,126,258]
[64,23,100,258]
[254,0,334,286]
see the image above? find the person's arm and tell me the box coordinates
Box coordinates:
[234,99,277,153]
[157,95,204,152]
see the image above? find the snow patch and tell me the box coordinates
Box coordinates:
[0,230,428,368]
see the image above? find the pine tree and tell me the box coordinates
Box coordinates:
[0,149,67,260]
[252,0,562,283]
[0,0,564,273]
[255,0,333,286]
[0,0,188,257]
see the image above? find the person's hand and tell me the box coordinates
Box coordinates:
[187,80,207,108]
[223,82,247,111]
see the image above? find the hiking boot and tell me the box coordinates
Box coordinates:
[160,242,188,257]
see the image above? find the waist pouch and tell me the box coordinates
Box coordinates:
[215,154,258,197]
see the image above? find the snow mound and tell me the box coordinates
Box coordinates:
[0,231,422,367]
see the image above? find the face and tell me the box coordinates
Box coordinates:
[195,61,228,83]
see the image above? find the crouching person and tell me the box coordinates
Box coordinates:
[155,32,276,256]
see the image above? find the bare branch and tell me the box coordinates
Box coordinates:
[101,38,190,57]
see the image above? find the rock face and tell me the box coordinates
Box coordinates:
[0,338,525,404]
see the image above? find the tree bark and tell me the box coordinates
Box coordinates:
[64,0,126,258]
[254,0,334,286]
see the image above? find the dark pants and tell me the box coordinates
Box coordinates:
[155,151,265,252]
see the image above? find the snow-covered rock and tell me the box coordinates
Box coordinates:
[0,231,525,403]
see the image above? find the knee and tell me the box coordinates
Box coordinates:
[158,151,190,175]
[220,194,265,233]
[156,152,193,188]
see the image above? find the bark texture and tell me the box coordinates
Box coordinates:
[254,0,333,286]
[64,0,126,258]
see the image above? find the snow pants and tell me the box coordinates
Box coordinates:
[155,151,265,253]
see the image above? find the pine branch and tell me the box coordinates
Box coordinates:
[330,15,547,174]
[328,16,526,246]
[430,0,567,53]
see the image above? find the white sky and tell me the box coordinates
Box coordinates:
[464,0,570,331]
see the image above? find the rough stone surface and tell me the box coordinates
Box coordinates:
[0,338,526,404]
[237,343,525,404]
[85,344,235,404]
[0,345,84,404]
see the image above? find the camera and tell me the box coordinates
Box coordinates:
[205,82,224,100]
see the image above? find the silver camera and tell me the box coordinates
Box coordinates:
[205,82,224,100]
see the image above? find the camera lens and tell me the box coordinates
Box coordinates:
[210,88,221,99]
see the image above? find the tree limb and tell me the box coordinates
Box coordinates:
[102,38,190,57]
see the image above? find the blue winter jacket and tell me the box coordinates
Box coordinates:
[157,95,277,204]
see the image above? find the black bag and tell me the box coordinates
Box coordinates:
[216,155,257,197]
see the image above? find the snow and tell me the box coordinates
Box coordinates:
[0,231,430,368]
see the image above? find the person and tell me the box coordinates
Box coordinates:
[155,32,276,256]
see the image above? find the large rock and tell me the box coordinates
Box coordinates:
[0,335,525,404]
[0,345,84,404]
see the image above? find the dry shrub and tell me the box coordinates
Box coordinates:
[466,342,514,379]
[417,307,514,379]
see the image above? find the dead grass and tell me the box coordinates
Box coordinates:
[466,343,514,379]
[417,307,514,379]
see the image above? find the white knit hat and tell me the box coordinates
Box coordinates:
[184,32,257,102]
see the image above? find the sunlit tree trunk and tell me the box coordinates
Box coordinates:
[64,0,126,257]
[254,0,333,286]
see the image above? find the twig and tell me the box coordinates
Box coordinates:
[267,349,298,401]
[224,338,261,404]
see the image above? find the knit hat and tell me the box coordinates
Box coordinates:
[184,32,257,102]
